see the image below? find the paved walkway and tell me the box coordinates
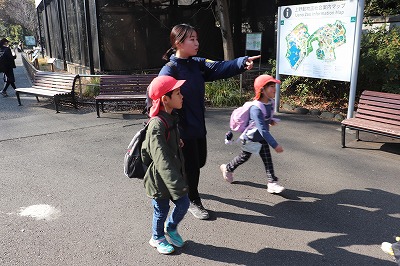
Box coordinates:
[0,54,399,265]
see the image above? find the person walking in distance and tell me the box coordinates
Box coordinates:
[158,23,260,219]
[0,38,17,97]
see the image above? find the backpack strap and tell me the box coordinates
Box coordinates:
[147,115,173,140]
[242,100,267,132]
[252,100,267,117]
[156,115,171,140]
[239,100,268,140]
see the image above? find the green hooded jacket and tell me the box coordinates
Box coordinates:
[141,111,188,200]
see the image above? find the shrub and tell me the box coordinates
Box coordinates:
[82,77,100,98]
[358,25,400,94]
[205,78,251,107]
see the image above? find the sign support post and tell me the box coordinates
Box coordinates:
[275,8,282,113]
[347,0,365,118]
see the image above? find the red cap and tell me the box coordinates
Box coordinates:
[253,75,281,100]
[148,75,186,117]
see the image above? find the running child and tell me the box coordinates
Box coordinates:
[220,74,285,194]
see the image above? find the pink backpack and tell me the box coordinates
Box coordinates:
[230,100,267,133]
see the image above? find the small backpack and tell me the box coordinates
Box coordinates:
[123,116,170,179]
[230,100,267,133]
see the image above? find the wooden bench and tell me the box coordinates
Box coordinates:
[341,90,400,147]
[95,74,157,117]
[15,71,79,113]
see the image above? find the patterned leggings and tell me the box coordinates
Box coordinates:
[226,141,277,183]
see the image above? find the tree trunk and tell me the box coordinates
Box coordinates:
[216,0,234,60]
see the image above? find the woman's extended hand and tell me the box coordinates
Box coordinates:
[245,55,261,70]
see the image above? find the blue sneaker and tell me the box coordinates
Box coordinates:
[149,237,174,254]
[165,228,184,247]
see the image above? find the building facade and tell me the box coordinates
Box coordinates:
[35,0,279,74]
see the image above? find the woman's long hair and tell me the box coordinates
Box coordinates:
[162,24,197,61]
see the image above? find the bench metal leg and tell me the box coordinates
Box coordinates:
[36,96,40,102]
[356,130,360,141]
[16,92,22,106]
[341,124,346,148]
[72,93,77,109]
[54,96,60,113]
[96,100,101,118]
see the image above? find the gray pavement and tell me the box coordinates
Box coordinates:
[0,55,399,265]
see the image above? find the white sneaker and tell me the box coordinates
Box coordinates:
[220,164,233,183]
[267,182,285,194]
[381,242,394,256]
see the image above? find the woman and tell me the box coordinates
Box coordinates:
[159,24,260,220]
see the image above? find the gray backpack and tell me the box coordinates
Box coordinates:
[123,116,170,179]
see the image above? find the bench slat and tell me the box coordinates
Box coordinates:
[342,118,400,134]
[16,88,71,97]
[98,90,146,94]
[31,86,71,93]
[95,95,146,100]
[360,95,400,106]
[363,90,400,100]
[356,105,400,120]
[358,99,400,111]
[32,83,73,90]
[355,113,400,126]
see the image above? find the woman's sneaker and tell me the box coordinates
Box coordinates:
[149,237,175,254]
[165,228,184,247]
[267,182,285,194]
[188,200,209,220]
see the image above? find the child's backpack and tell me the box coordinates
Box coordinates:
[230,100,267,133]
[123,116,170,179]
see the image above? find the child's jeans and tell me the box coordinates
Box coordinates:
[226,140,277,183]
[151,194,190,239]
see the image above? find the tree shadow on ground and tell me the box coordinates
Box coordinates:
[190,188,400,265]
[182,240,395,266]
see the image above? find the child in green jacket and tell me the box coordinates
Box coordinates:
[141,75,188,255]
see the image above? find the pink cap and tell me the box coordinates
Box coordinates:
[253,75,281,100]
[148,75,185,117]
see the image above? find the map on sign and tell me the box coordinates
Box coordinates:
[278,1,358,82]
[286,20,346,70]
